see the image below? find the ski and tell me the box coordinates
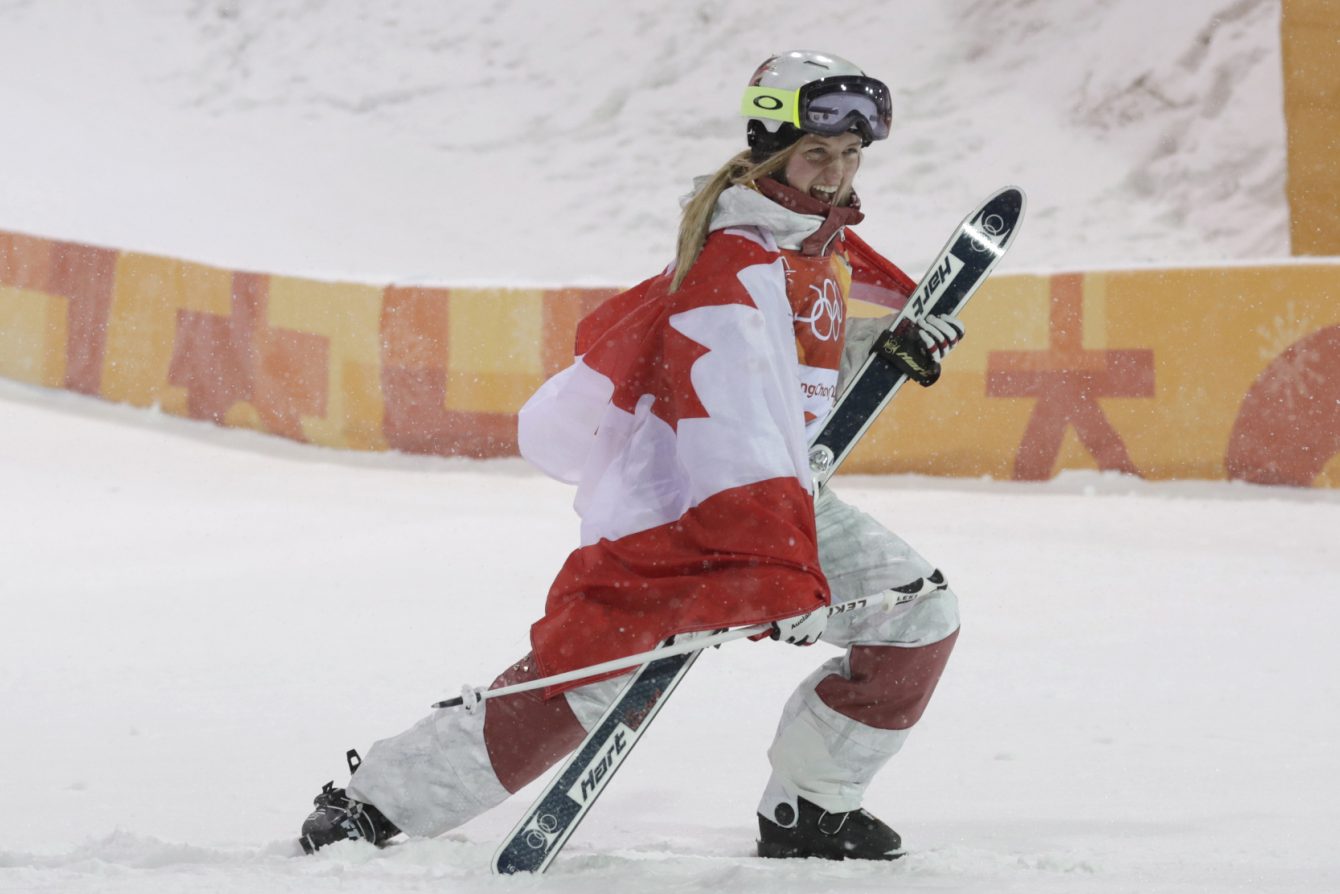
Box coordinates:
[808,185,1026,487]
[492,639,702,875]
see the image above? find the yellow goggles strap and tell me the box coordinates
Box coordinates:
[741,86,800,128]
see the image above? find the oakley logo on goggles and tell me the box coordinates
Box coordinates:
[742,76,892,142]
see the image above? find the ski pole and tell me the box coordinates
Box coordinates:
[432,593,891,712]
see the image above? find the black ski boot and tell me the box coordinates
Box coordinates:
[757,797,904,861]
[298,750,401,854]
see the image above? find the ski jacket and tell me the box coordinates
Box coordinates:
[518,180,915,693]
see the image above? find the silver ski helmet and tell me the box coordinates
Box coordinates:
[741,50,892,162]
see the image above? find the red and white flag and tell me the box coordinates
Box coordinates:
[519,231,831,691]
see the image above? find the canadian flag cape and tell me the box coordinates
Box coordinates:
[518,224,913,694]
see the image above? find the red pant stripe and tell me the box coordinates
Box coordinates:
[482,654,587,793]
[815,631,959,730]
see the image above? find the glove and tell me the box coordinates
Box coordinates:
[914,313,966,362]
[877,313,966,387]
[770,609,827,646]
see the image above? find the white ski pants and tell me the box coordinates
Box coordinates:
[346,487,959,837]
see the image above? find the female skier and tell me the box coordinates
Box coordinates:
[299,49,964,862]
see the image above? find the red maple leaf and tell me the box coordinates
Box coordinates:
[610,321,711,432]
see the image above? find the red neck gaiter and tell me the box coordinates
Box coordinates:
[755,177,865,256]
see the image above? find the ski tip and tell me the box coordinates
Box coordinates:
[991,185,1027,216]
[973,186,1026,247]
[988,184,1025,206]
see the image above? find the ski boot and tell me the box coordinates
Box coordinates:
[298,749,401,854]
[757,796,904,861]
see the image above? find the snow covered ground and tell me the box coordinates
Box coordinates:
[3,377,1338,892]
[2,1,1335,891]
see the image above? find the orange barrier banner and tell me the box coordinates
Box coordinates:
[847,267,1340,487]
[1282,0,1340,256]
[2,229,1338,487]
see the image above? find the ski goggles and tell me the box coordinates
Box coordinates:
[742,76,893,142]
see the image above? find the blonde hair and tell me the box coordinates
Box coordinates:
[669,147,795,292]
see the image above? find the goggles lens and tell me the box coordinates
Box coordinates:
[799,78,891,141]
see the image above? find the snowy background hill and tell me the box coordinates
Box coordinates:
[4,2,1338,893]
[0,0,1290,285]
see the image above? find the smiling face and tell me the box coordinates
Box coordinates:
[782,132,864,205]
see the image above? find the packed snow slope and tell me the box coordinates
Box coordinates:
[2,2,1333,892]
[3,377,1340,893]
[0,0,1289,285]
